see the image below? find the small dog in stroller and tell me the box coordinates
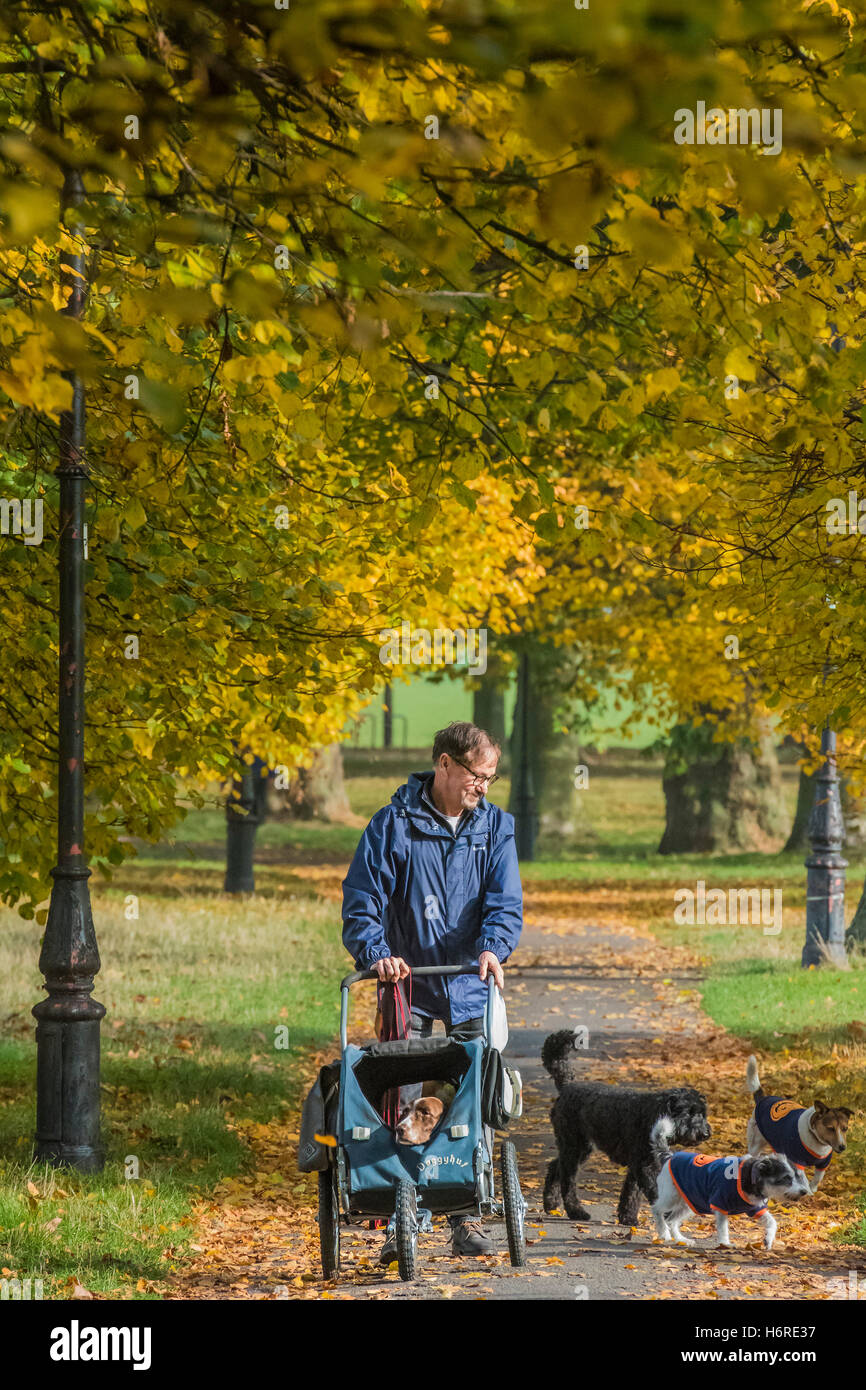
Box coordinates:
[302,964,526,1282]
[396,1083,457,1145]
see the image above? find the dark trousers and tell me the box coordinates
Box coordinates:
[408,1012,484,1042]
[402,1011,483,1100]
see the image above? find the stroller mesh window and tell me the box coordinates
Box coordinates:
[352,1038,469,1115]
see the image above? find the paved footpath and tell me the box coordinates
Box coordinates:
[313,918,865,1301]
[326,920,710,1300]
[171,895,866,1302]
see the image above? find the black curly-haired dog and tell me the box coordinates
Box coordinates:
[541,1029,712,1225]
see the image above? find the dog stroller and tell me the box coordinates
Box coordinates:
[299,964,525,1282]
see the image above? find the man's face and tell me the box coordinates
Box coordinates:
[439,746,500,811]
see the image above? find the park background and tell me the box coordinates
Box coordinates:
[5,0,866,1300]
[2,665,866,1297]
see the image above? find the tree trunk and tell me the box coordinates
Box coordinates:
[847,877,866,942]
[266,744,356,823]
[841,777,866,853]
[471,653,509,748]
[508,651,585,855]
[659,719,787,854]
[784,762,816,853]
[841,772,866,943]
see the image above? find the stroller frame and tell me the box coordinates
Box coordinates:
[317,963,526,1281]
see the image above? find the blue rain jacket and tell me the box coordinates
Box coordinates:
[341,771,523,1023]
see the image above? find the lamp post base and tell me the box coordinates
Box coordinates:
[32,1140,105,1173]
[33,863,105,1173]
[801,853,848,968]
[32,1006,105,1172]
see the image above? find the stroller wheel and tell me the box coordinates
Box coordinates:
[501,1140,526,1267]
[318,1165,341,1279]
[395,1180,419,1282]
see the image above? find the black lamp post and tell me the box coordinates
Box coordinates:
[383,681,393,750]
[32,170,105,1172]
[512,649,538,860]
[224,766,260,894]
[802,725,847,967]
[224,756,266,894]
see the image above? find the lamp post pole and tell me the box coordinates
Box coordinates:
[224,761,262,894]
[512,649,538,861]
[32,170,105,1172]
[383,681,393,750]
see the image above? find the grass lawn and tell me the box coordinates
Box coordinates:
[514,850,866,1047]
[0,885,347,1297]
[333,769,866,1048]
[2,755,865,1292]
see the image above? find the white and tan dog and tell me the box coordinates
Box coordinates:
[650,1117,809,1250]
[745,1055,852,1194]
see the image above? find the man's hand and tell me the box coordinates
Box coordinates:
[374,956,410,982]
[478,951,504,990]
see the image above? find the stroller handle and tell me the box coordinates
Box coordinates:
[339,963,496,1051]
[340,962,479,990]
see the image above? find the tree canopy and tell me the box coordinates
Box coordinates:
[5,0,866,908]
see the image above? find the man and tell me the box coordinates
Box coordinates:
[341,720,523,1260]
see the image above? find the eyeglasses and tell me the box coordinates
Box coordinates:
[449,755,500,787]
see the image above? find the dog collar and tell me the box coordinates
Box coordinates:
[736,1161,757,1206]
[802,1110,832,1159]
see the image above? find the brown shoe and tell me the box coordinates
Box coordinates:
[450,1219,495,1256]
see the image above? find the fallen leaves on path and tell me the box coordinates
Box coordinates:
[165,876,866,1301]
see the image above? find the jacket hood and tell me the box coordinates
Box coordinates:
[390,771,434,808]
[391,770,491,829]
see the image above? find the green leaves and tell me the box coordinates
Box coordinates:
[122,499,147,533]
[138,379,186,435]
[105,561,133,602]
[534,511,561,542]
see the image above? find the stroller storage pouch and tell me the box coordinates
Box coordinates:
[481,1049,523,1129]
[298,1062,339,1172]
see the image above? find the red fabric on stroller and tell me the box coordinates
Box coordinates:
[376,973,412,1128]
